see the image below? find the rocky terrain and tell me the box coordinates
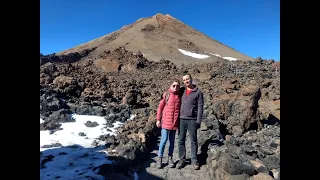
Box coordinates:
[40,46,280,179]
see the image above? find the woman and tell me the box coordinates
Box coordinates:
[155,79,181,169]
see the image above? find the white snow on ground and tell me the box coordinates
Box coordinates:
[40,114,124,151]
[210,52,238,61]
[209,53,222,57]
[223,57,238,61]
[178,49,238,61]
[40,114,136,179]
[178,49,210,59]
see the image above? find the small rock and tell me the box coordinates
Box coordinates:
[91,140,98,146]
[269,142,278,148]
[218,153,255,175]
[41,143,62,148]
[262,156,280,169]
[214,168,250,180]
[252,173,273,180]
[85,121,99,127]
[250,159,269,173]
[271,169,280,179]
[225,135,232,142]
[232,125,244,136]
[200,123,208,131]
[226,135,237,145]
[78,132,86,136]
[127,133,146,143]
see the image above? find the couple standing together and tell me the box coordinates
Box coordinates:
[156,73,204,170]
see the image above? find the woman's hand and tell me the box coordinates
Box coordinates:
[156,120,161,128]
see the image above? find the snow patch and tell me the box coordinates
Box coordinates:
[223,57,238,61]
[40,114,124,151]
[209,53,222,57]
[178,49,210,59]
[209,52,238,61]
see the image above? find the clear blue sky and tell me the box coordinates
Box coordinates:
[40,0,280,61]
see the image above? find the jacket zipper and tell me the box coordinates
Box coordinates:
[171,94,175,130]
[184,89,195,118]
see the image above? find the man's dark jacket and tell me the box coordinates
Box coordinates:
[179,86,204,124]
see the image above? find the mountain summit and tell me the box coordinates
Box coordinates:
[58,13,254,66]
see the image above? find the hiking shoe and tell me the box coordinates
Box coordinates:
[156,157,163,169]
[176,160,185,169]
[192,162,200,170]
[168,156,175,168]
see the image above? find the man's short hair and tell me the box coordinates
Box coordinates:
[183,73,192,79]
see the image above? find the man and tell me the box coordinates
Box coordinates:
[176,73,204,170]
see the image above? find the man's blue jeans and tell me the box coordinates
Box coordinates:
[158,128,176,158]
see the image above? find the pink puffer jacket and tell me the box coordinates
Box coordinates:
[156,88,181,130]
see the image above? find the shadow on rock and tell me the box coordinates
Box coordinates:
[198,139,223,166]
[261,114,280,125]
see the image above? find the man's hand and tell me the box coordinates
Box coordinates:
[156,120,161,128]
[196,122,200,129]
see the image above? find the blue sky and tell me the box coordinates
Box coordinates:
[40,0,280,61]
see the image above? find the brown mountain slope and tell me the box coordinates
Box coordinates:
[57,13,254,66]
